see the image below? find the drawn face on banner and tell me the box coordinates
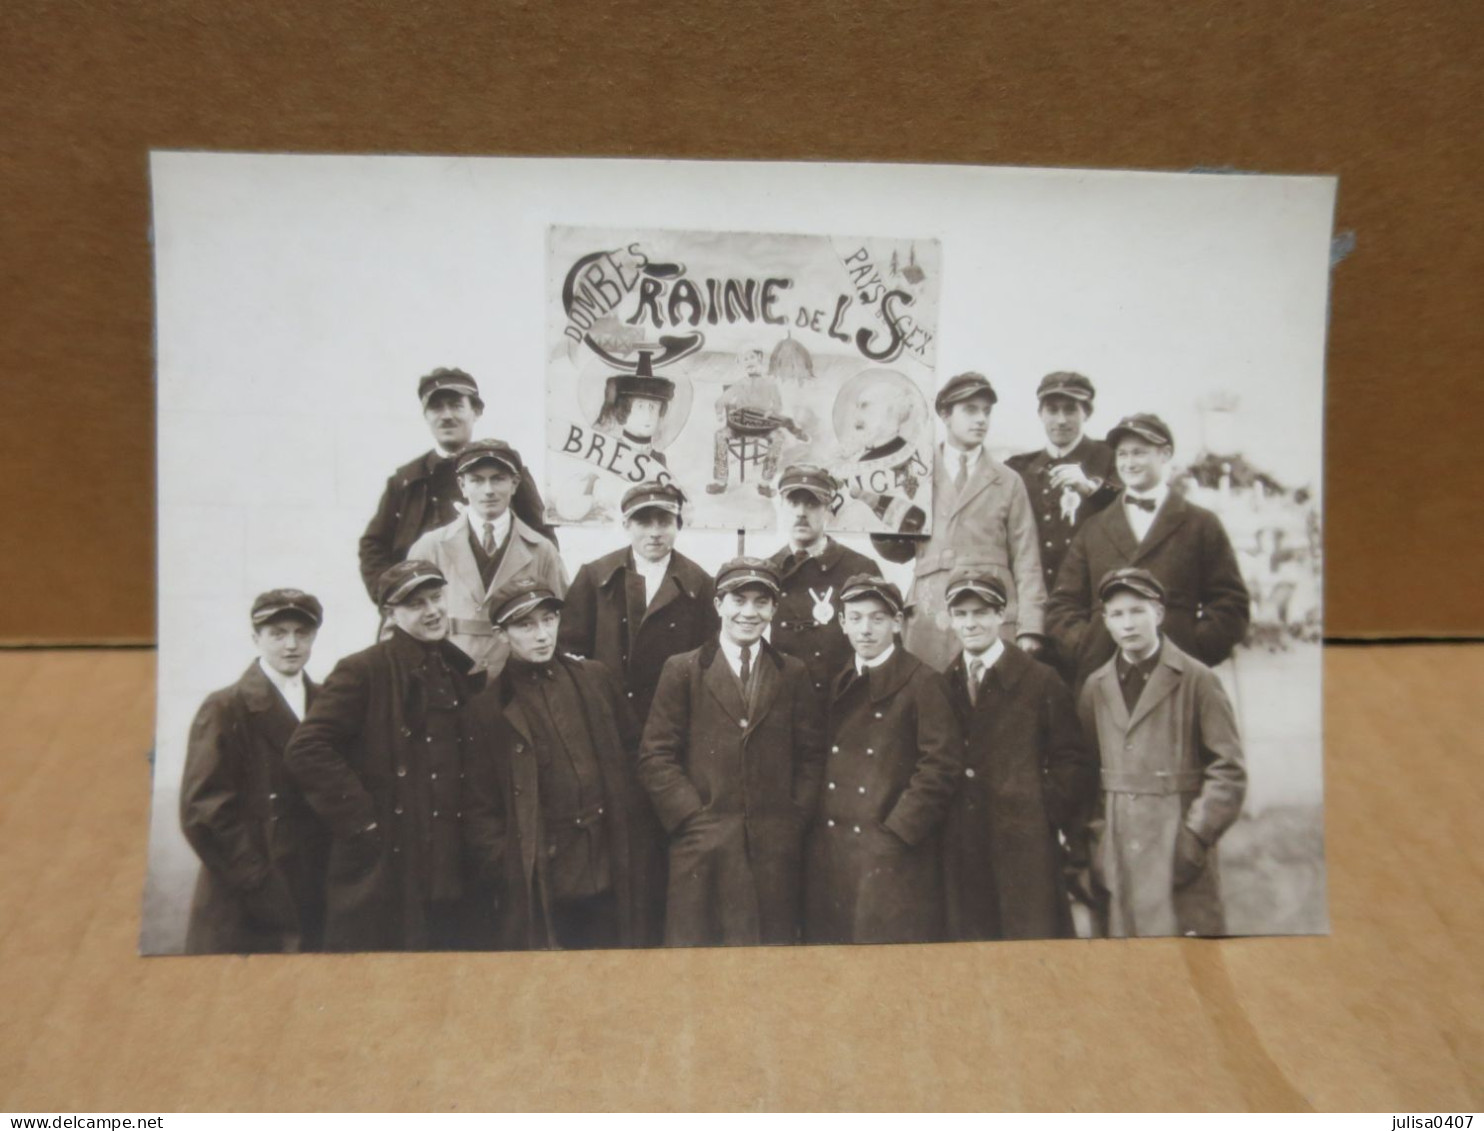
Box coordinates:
[833,369,924,458]
[621,396,666,442]
[253,615,317,677]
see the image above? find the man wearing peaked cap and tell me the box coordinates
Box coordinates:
[1006,372,1121,604]
[358,366,558,603]
[636,554,826,946]
[558,480,718,723]
[1046,411,1250,687]
[460,575,666,950]
[1077,563,1246,938]
[284,560,496,951]
[938,566,1096,942]
[803,569,963,945]
[874,370,1048,672]
[179,588,329,954]
[765,465,879,700]
[405,438,567,677]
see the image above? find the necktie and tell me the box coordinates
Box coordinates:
[738,643,752,689]
[482,521,496,553]
[1125,495,1157,513]
[968,657,985,705]
[954,452,970,492]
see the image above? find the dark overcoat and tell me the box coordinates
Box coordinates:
[941,644,1097,941]
[180,662,327,954]
[803,647,964,945]
[637,640,827,947]
[1046,489,1251,686]
[1005,436,1121,594]
[462,656,665,949]
[765,537,880,698]
[556,547,717,722]
[358,449,557,600]
[1077,640,1246,937]
[283,630,491,951]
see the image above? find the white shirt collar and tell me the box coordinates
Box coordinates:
[258,658,306,719]
[943,442,983,469]
[1047,435,1083,459]
[633,551,671,579]
[788,535,830,559]
[717,632,760,677]
[468,507,512,546]
[855,642,896,674]
[964,638,1005,674]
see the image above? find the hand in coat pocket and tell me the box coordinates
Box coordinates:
[1173,825,1209,889]
[675,806,724,853]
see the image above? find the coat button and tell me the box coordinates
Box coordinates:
[430,771,437,780]
[852,825,861,834]
[425,736,433,743]
[432,809,440,818]
[739,718,748,728]
[627,691,634,698]
[873,711,882,719]
[396,766,407,777]
[394,805,404,815]
[827,782,836,790]
[826,819,835,828]
[857,786,866,794]
[831,745,840,753]
[865,748,873,755]
[965,768,976,779]
[268,792,278,800]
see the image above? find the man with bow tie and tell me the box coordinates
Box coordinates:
[764,465,879,700]
[357,368,557,602]
[1005,372,1121,597]
[1046,413,1250,688]
[462,579,664,950]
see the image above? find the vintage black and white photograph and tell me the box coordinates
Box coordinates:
[141,153,1334,955]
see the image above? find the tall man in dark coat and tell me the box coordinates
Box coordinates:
[1047,413,1251,687]
[180,589,329,954]
[557,482,717,722]
[637,558,827,947]
[1004,372,1121,600]
[358,367,556,601]
[764,465,879,700]
[939,570,1097,941]
[462,579,663,950]
[804,575,963,946]
[284,561,492,951]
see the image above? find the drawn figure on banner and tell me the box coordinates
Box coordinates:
[547,227,940,533]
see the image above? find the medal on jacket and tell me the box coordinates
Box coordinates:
[810,586,835,625]
[1060,484,1081,523]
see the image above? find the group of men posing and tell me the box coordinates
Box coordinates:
[178,365,1251,954]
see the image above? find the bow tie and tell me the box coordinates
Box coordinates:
[1124,494,1157,513]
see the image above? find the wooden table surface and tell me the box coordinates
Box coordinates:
[0,645,1478,1112]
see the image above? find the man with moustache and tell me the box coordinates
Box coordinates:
[405,438,566,676]
[358,367,556,602]
[764,465,879,700]
[1047,413,1250,687]
[637,558,827,947]
[939,569,1096,942]
[873,372,1046,672]
[557,482,717,722]
[180,589,330,954]
[463,578,663,950]
[284,561,492,951]
[803,575,962,946]
[1078,568,1246,937]
[1005,372,1121,598]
